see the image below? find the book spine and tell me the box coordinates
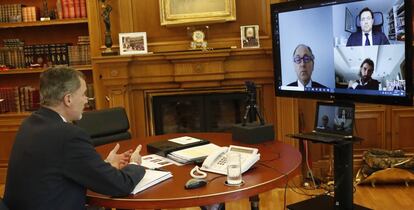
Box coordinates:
[0,5,4,23]
[61,44,69,65]
[0,88,4,113]
[80,0,87,18]
[68,0,75,19]
[13,87,20,113]
[74,0,81,18]
[49,44,56,66]
[62,0,69,19]
[56,0,63,19]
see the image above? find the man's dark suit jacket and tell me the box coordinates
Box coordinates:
[354,79,380,90]
[287,80,327,88]
[346,31,390,46]
[4,107,146,210]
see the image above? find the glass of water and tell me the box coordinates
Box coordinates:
[226,152,242,185]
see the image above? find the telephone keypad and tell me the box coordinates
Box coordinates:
[217,156,227,165]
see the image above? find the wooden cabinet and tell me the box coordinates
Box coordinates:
[0,0,92,183]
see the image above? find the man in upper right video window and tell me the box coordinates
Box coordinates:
[346,7,390,46]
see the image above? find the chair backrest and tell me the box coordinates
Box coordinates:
[75,107,131,146]
[0,197,9,210]
[356,11,384,32]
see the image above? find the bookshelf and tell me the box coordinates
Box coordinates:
[0,18,88,28]
[388,0,405,41]
[0,0,92,114]
[0,0,93,183]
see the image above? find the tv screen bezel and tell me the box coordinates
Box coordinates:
[271,0,413,106]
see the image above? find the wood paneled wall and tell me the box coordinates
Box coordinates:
[87,0,299,144]
[88,0,276,55]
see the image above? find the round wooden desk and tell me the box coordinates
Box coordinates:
[88,133,301,209]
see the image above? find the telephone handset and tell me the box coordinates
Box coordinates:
[200,145,260,175]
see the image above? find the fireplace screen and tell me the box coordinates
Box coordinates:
[152,92,247,135]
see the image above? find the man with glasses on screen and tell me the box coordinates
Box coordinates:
[346,7,390,46]
[287,44,327,88]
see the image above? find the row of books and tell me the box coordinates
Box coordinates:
[0,37,91,69]
[68,36,91,66]
[58,0,87,19]
[0,83,94,114]
[21,6,38,22]
[0,4,40,23]
[0,86,40,114]
[0,0,87,23]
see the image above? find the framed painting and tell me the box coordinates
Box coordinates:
[119,32,148,55]
[159,0,236,26]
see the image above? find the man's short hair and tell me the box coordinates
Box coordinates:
[292,44,314,58]
[359,7,374,20]
[40,66,85,106]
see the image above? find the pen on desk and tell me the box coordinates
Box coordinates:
[152,168,167,172]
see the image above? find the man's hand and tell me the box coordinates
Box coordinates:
[130,145,142,165]
[348,80,357,89]
[105,143,133,169]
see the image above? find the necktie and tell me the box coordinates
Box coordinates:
[364,33,370,46]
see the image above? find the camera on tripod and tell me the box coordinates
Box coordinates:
[243,81,264,126]
[232,81,274,144]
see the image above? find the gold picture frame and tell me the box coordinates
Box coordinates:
[159,0,236,26]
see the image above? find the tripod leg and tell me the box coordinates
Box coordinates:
[242,105,251,126]
[254,105,265,125]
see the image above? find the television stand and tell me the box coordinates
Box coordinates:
[287,135,371,210]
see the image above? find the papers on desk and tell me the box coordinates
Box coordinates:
[167,143,221,164]
[141,154,177,169]
[131,169,173,194]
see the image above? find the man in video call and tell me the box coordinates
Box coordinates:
[320,115,331,130]
[334,109,352,131]
[346,7,390,46]
[287,44,327,88]
[348,58,380,90]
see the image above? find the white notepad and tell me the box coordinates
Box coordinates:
[170,143,221,161]
[131,169,173,194]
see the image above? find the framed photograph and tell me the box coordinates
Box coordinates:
[119,32,148,55]
[159,0,236,26]
[345,7,354,33]
[240,25,260,48]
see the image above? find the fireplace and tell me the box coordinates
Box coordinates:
[148,89,255,135]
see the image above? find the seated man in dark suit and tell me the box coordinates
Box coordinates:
[346,7,390,46]
[287,44,327,88]
[4,67,146,210]
[348,58,380,90]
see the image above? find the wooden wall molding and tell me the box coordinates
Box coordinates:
[92,47,276,138]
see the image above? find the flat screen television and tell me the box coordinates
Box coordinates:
[271,0,413,105]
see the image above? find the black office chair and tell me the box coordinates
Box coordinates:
[0,197,9,210]
[75,107,132,147]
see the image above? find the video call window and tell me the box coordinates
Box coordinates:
[276,0,406,97]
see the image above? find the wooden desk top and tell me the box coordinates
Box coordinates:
[88,133,301,209]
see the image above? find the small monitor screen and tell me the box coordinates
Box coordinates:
[271,0,412,105]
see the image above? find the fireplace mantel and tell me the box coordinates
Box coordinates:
[92,47,277,138]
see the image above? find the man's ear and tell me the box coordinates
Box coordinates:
[63,94,71,106]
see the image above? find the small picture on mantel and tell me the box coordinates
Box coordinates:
[119,32,148,55]
[240,25,260,48]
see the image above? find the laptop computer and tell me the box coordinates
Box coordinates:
[290,101,355,143]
